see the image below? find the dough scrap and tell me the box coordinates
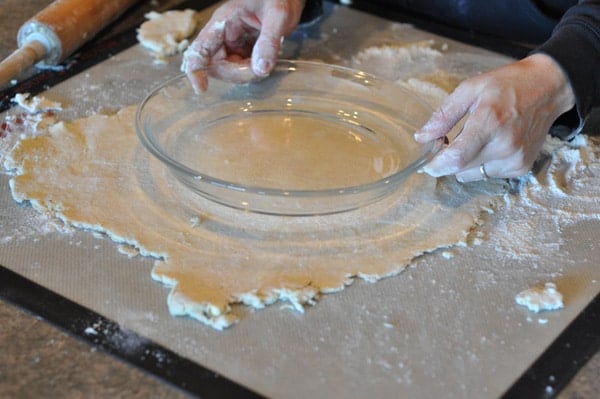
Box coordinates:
[3,105,506,329]
[137,9,198,63]
[515,283,564,313]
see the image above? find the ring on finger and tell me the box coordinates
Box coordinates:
[479,163,490,181]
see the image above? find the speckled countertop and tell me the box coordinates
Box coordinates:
[0,1,598,398]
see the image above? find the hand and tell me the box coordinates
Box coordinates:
[181,0,305,92]
[414,53,576,182]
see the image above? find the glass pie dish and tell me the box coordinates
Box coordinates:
[135,60,443,216]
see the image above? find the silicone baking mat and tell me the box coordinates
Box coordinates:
[1,2,599,398]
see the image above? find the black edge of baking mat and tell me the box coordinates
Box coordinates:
[0,0,596,397]
[0,265,264,399]
[0,0,220,113]
[334,0,533,59]
[501,292,600,399]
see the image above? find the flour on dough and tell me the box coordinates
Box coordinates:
[515,283,564,313]
[3,103,506,329]
[3,44,514,330]
[137,9,198,63]
[1,94,61,169]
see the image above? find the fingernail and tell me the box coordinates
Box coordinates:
[423,157,459,177]
[421,164,441,177]
[414,131,429,143]
[254,58,271,76]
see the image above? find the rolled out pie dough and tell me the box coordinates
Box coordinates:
[3,41,518,329]
[3,103,506,329]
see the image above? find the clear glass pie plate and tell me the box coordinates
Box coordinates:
[135,60,443,216]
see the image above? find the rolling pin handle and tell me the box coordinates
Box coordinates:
[0,40,48,88]
[17,21,62,66]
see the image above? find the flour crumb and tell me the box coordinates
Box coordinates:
[470,230,485,246]
[515,282,564,313]
[12,93,62,113]
[92,231,104,239]
[189,215,201,227]
[117,244,139,258]
[84,327,98,335]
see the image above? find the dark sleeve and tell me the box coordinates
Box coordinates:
[534,0,600,122]
[299,0,324,25]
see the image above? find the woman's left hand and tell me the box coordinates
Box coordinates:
[414,53,576,182]
[181,0,305,92]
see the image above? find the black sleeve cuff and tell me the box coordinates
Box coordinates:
[533,4,600,125]
[300,0,324,25]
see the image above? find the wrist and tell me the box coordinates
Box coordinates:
[525,53,576,115]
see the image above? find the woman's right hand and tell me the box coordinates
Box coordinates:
[181,0,306,92]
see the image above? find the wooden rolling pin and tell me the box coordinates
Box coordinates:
[0,0,139,87]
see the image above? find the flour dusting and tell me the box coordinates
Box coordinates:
[356,45,600,266]
[490,135,600,262]
[1,94,65,240]
[2,43,599,330]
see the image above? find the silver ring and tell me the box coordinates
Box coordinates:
[479,163,490,180]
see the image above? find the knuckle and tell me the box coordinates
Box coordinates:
[444,148,470,169]
[481,102,517,130]
[510,165,531,177]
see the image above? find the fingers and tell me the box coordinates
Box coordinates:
[454,156,520,183]
[182,20,226,74]
[455,146,538,182]
[423,119,542,182]
[423,119,526,182]
[416,73,535,181]
[422,117,489,177]
[187,69,209,93]
[416,82,489,177]
[414,54,578,183]
[251,33,283,77]
[182,20,227,92]
[414,84,474,143]
[208,58,259,83]
[182,0,304,90]
[251,4,293,76]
